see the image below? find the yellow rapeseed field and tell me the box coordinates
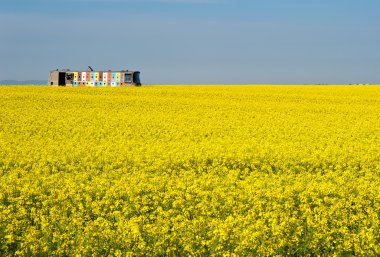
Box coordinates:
[0,85,380,256]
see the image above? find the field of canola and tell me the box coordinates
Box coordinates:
[1,85,380,256]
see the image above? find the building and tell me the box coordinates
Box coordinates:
[48,68,141,87]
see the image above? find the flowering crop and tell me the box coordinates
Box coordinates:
[0,85,380,256]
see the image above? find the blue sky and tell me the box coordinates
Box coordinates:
[1,0,379,84]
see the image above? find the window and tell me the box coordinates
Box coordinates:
[66,73,73,80]
[124,73,132,83]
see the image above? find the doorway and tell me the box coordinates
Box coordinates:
[58,72,66,86]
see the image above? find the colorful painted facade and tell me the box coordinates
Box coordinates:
[48,69,141,87]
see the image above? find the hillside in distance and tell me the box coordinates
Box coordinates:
[0,80,47,85]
